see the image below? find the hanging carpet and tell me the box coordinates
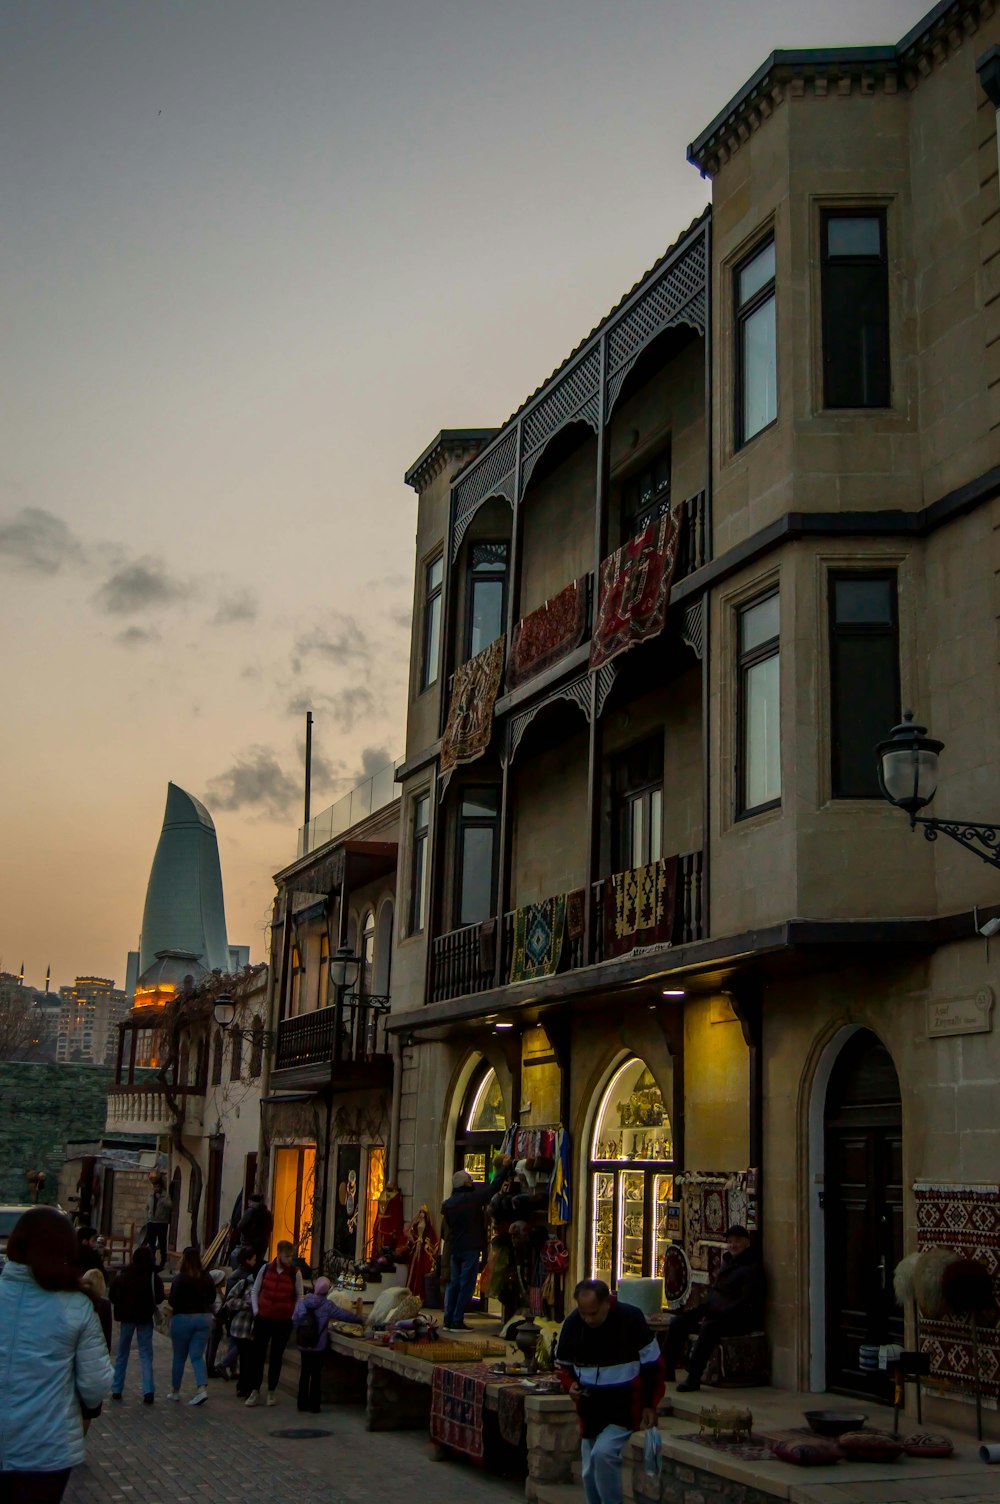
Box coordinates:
[509,895,567,983]
[430,1363,491,1462]
[604,855,677,960]
[440,634,506,775]
[589,508,683,670]
[914,1182,1000,1403]
[507,577,588,690]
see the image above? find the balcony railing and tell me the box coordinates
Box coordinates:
[274,994,391,1073]
[105,1085,205,1136]
[430,848,704,1005]
[676,489,708,580]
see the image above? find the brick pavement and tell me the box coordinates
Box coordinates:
[65,1334,521,1504]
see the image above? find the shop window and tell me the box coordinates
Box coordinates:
[821,211,889,409]
[735,237,776,446]
[456,787,499,928]
[466,542,508,659]
[589,1058,673,1289]
[272,1144,315,1265]
[612,736,664,871]
[829,572,899,798]
[455,1064,507,1182]
[421,555,444,691]
[620,444,672,544]
[364,1145,386,1260]
[410,792,430,934]
[737,590,780,815]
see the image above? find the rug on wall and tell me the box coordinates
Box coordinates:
[604,856,678,960]
[507,577,588,689]
[440,634,506,776]
[677,1171,750,1276]
[589,507,683,670]
[509,895,567,983]
[914,1181,1000,1406]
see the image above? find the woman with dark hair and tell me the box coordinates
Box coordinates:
[0,1207,113,1502]
[109,1244,164,1403]
[167,1246,216,1406]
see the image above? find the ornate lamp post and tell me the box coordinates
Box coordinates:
[212,993,276,1051]
[877,711,1000,869]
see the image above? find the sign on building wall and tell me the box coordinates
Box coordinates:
[926,988,994,1039]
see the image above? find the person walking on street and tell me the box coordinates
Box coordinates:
[237,1194,273,1264]
[662,1225,764,1393]
[218,1248,258,1394]
[556,1279,663,1504]
[109,1245,163,1404]
[142,1173,173,1273]
[245,1240,303,1408]
[440,1154,511,1330]
[291,1276,364,1413]
[75,1228,104,1276]
[166,1247,216,1406]
[0,1206,113,1503]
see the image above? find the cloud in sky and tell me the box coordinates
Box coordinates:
[286,683,378,731]
[295,614,371,666]
[115,624,160,647]
[94,556,191,616]
[214,590,257,626]
[204,745,300,820]
[0,507,82,574]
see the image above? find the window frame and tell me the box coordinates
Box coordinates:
[736,588,781,819]
[828,569,900,799]
[611,735,665,872]
[454,784,500,929]
[619,443,672,544]
[734,236,777,450]
[464,540,509,661]
[409,791,431,935]
[820,208,890,411]
[420,554,444,692]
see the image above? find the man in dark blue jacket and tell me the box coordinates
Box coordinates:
[440,1155,511,1330]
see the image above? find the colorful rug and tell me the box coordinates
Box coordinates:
[507,578,588,690]
[431,1363,491,1461]
[914,1182,1000,1404]
[678,1172,749,1275]
[566,888,586,943]
[589,508,683,670]
[604,856,677,960]
[509,895,567,982]
[676,1433,774,1462]
[497,1384,526,1446]
[440,634,506,775]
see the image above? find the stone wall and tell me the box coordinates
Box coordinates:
[0,1062,114,1206]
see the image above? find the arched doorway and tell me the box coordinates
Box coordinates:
[454,1062,507,1182]
[588,1057,673,1288]
[824,1028,903,1398]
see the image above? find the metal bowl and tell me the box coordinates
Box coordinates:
[803,1410,868,1437]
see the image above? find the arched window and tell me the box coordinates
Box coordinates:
[589,1057,672,1288]
[361,910,375,997]
[250,1019,264,1079]
[454,1063,507,1182]
[374,902,394,997]
[212,1032,224,1085]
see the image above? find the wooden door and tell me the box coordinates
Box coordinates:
[825,1030,903,1398]
[204,1136,225,1244]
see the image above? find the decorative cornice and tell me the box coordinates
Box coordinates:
[403,429,497,495]
[688,0,995,178]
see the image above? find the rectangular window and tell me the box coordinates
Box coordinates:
[410,792,430,933]
[620,444,672,543]
[466,542,508,659]
[612,736,664,870]
[829,573,899,797]
[821,211,889,409]
[738,591,780,815]
[735,239,777,446]
[456,787,499,927]
[229,1029,243,1082]
[421,555,444,691]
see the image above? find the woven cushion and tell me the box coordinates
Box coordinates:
[837,1430,904,1462]
[771,1438,842,1466]
[903,1432,954,1458]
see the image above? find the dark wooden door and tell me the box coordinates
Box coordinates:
[204,1135,225,1244]
[825,1031,903,1398]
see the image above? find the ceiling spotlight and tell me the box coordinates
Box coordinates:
[662,989,685,997]
[495,1021,514,1029]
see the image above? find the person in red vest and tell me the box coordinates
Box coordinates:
[244,1241,304,1408]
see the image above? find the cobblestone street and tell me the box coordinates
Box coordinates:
[65,1336,520,1504]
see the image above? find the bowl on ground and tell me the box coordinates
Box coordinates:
[803,1410,868,1438]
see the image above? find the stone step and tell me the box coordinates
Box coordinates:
[528,1485,585,1504]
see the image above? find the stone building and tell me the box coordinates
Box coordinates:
[56,976,128,1065]
[387,0,1000,1430]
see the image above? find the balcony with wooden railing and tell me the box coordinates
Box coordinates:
[272,993,393,1089]
[430,848,704,1006]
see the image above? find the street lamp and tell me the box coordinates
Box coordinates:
[212,992,275,1051]
[328,944,361,992]
[877,711,1000,870]
[213,994,237,1029]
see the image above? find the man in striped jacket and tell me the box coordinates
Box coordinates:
[556,1279,664,1504]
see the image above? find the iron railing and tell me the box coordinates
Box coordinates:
[274,994,391,1072]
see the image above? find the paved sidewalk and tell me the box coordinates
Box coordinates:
[66,1335,521,1504]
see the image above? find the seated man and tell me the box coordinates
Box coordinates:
[556,1279,663,1504]
[664,1224,764,1393]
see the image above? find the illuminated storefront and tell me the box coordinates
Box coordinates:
[589,1057,673,1288]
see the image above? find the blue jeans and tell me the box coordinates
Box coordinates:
[170,1312,212,1392]
[113,1321,155,1396]
[444,1250,480,1326]
[581,1424,631,1504]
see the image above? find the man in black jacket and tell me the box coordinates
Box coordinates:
[663,1224,764,1392]
[237,1195,273,1264]
[440,1155,511,1330]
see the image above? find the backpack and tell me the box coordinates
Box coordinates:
[295,1306,321,1349]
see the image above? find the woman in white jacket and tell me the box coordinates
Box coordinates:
[0,1207,113,1503]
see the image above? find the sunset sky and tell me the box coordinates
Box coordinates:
[2,0,929,988]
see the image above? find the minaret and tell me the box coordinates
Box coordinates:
[44,965,51,994]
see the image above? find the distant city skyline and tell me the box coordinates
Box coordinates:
[2,0,931,983]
